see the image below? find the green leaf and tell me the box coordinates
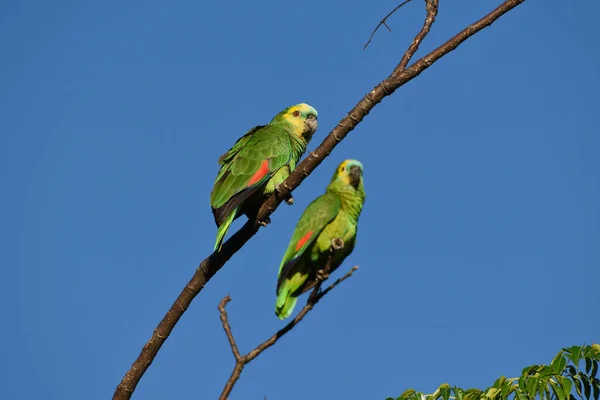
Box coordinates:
[587,358,593,375]
[550,381,566,400]
[592,360,598,378]
[553,356,568,375]
[519,377,528,393]
[453,386,464,400]
[398,389,416,400]
[439,384,450,400]
[569,346,583,367]
[561,376,573,399]
[486,388,499,399]
[523,365,540,376]
[592,379,600,400]
[540,365,556,378]
[465,388,482,400]
[515,390,527,400]
[502,383,517,399]
[526,376,539,399]
[493,377,506,389]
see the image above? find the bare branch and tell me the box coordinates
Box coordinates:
[398,0,439,70]
[316,266,359,299]
[218,296,241,361]
[219,265,360,400]
[113,1,525,398]
[363,0,414,50]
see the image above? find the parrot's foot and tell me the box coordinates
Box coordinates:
[330,238,344,251]
[275,184,294,205]
[258,216,271,227]
[316,269,330,282]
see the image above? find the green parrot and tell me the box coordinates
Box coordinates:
[210,103,318,252]
[275,159,366,319]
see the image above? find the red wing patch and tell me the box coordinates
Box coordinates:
[247,160,270,186]
[295,231,314,251]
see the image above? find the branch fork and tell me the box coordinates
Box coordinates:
[218,239,356,399]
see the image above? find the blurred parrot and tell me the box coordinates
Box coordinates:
[210,103,318,252]
[275,159,366,319]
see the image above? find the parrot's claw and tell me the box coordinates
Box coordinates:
[316,269,330,282]
[258,216,271,227]
[330,238,344,251]
[275,184,294,205]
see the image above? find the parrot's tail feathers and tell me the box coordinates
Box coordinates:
[213,184,263,226]
[275,287,298,320]
[277,258,299,291]
[214,210,237,252]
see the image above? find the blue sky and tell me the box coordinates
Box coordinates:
[3,0,599,399]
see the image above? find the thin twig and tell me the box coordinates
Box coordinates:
[218,265,360,400]
[247,266,359,363]
[112,2,525,398]
[363,0,414,50]
[218,296,241,361]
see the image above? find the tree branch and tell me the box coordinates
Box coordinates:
[112,1,525,398]
[219,265,360,400]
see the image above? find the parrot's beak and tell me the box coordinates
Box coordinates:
[303,115,318,141]
[349,165,362,188]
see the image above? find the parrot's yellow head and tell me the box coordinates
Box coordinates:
[272,103,318,142]
[332,159,364,189]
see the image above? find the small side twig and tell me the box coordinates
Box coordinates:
[363,0,414,50]
[218,297,241,361]
[218,241,358,400]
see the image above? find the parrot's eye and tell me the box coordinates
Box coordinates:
[292,110,300,117]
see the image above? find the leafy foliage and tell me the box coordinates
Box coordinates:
[387,344,600,400]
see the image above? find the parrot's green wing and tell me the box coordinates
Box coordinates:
[216,125,262,167]
[210,124,294,223]
[276,192,341,292]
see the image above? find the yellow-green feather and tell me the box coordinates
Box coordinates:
[214,211,236,252]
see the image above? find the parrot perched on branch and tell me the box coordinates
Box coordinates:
[275,159,366,319]
[210,103,319,252]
